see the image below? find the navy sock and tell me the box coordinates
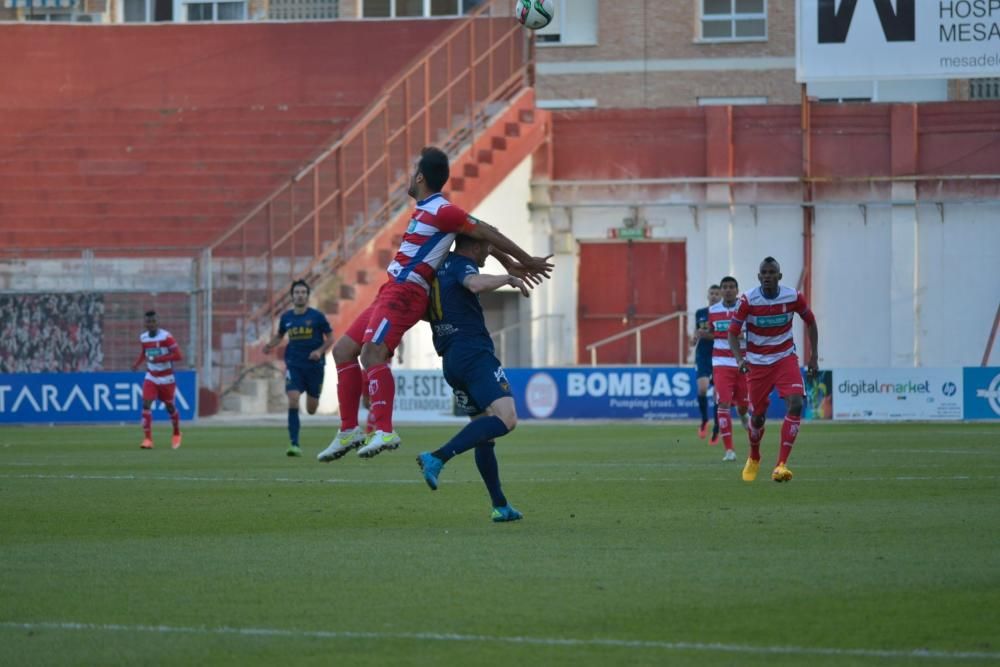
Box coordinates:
[288,409,300,445]
[474,441,507,508]
[697,395,708,423]
[433,416,509,462]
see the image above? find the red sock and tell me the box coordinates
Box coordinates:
[336,361,363,430]
[778,415,801,465]
[748,423,764,461]
[718,407,733,451]
[366,363,395,433]
[169,408,180,435]
[141,410,152,439]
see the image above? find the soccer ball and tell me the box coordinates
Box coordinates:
[515,0,554,30]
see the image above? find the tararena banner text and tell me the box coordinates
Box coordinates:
[0,371,197,424]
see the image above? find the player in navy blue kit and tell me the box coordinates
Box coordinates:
[263,280,334,457]
[693,284,721,441]
[415,234,538,522]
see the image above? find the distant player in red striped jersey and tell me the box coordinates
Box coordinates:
[322,147,553,461]
[707,276,750,461]
[727,257,819,483]
[131,310,183,450]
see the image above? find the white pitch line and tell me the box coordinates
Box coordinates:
[870,449,998,455]
[0,472,997,485]
[0,621,996,661]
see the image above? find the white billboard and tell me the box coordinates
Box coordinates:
[797,0,1000,82]
[833,368,964,421]
[378,369,464,424]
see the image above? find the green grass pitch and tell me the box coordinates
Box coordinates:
[1,421,999,666]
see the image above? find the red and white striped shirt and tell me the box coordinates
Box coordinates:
[386,193,478,292]
[730,285,815,366]
[138,329,180,385]
[708,300,746,368]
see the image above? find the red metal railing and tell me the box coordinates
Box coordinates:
[206,0,531,391]
[984,302,1000,366]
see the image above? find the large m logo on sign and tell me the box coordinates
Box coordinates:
[818,0,915,43]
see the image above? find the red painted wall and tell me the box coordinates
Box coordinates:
[551,102,1000,181]
[0,21,457,110]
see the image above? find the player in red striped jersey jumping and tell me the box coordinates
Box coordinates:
[707,276,750,462]
[727,257,819,482]
[319,147,553,462]
[131,310,183,450]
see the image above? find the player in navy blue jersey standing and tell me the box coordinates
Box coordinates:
[416,234,542,522]
[263,280,334,457]
[693,284,722,441]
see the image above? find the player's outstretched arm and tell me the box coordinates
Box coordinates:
[131,350,146,371]
[490,247,553,287]
[467,217,553,274]
[462,274,530,298]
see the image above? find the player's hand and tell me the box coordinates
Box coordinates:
[308,349,323,361]
[806,358,819,379]
[519,255,555,280]
[506,263,542,287]
[506,258,552,287]
[738,359,749,374]
[507,275,530,298]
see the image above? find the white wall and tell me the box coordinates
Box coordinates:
[537,189,999,369]
[812,204,892,367]
[916,202,1000,367]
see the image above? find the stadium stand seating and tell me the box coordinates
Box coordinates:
[0,21,455,249]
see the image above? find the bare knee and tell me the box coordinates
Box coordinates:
[287,391,301,410]
[488,397,517,432]
[752,414,766,428]
[305,396,319,415]
[786,394,804,417]
[359,343,389,370]
[332,336,361,365]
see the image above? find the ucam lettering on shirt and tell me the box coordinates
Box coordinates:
[566,371,692,398]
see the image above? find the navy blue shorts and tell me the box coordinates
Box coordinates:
[286,364,324,398]
[442,349,512,417]
[695,354,713,380]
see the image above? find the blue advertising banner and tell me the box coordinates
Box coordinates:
[0,371,197,424]
[963,367,1000,421]
[503,366,831,421]
[505,367,701,420]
